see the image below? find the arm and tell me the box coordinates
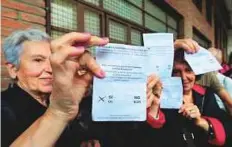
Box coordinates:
[179,103,209,132]
[10,32,109,147]
[11,109,69,147]
[202,116,226,146]
[210,72,232,115]
[147,108,166,128]
[217,89,232,115]
[146,74,166,128]
[179,103,226,146]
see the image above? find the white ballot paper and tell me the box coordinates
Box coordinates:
[160,77,183,109]
[92,43,148,121]
[185,47,222,75]
[143,33,174,77]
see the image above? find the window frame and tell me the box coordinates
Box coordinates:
[47,0,182,42]
[80,4,105,36]
[193,27,211,49]
[206,0,213,25]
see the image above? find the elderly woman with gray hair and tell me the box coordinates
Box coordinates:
[1,29,109,147]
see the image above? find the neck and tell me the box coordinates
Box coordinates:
[183,90,193,104]
[17,82,49,107]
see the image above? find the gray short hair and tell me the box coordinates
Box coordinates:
[3,29,51,68]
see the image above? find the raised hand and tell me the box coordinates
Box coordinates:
[146,74,163,117]
[179,103,201,120]
[174,38,200,54]
[48,32,109,122]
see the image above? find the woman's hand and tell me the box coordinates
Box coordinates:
[48,32,109,122]
[147,74,163,118]
[174,39,200,54]
[179,103,201,119]
[179,103,209,130]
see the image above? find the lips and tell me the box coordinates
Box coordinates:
[183,82,190,87]
[40,78,53,83]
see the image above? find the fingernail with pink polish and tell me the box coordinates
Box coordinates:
[83,32,91,36]
[75,46,85,50]
[97,70,106,78]
[102,37,109,40]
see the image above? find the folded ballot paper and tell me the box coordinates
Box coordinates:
[143,33,183,109]
[184,47,222,75]
[159,77,183,109]
[92,43,148,121]
[143,33,174,78]
[92,33,184,121]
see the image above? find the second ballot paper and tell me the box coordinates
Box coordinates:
[92,43,148,121]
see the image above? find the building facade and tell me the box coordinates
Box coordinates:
[1,0,232,90]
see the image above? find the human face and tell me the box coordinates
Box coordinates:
[16,41,53,95]
[172,61,195,93]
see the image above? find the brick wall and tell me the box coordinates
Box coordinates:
[165,0,215,44]
[1,0,46,90]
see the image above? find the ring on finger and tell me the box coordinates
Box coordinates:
[77,65,88,76]
[153,91,161,98]
[189,109,195,113]
[153,87,162,98]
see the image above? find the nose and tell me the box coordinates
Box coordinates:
[44,60,52,74]
[181,72,187,82]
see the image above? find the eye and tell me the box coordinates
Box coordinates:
[172,69,180,75]
[186,68,193,73]
[33,58,43,63]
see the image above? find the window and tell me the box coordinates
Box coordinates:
[192,0,202,12]
[49,0,180,45]
[144,0,166,22]
[50,0,78,38]
[84,9,101,36]
[193,28,211,48]
[144,14,166,32]
[131,29,142,46]
[214,1,229,60]
[206,0,212,25]
[215,20,228,50]
[84,0,100,6]
[144,0,178,39]
[103,0,143,25]
[109,19,127,43]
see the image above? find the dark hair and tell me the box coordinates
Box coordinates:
[173,49,189,76]
[174,49,187,64]
[173,49,201,80]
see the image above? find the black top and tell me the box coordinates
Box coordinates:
[157,88,232,147]
[2,84,232,147]
[0,84,161,147]
[2,84,47,146]
[1,84,106,147]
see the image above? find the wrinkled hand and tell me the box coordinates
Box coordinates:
[179,103,209,130]
[146,74,162,108]
[147,74,162,118]
[48,32,109,121]
[174,39,200,54]
[179,103,201,120]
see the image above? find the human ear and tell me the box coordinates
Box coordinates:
[5,62,18,79]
